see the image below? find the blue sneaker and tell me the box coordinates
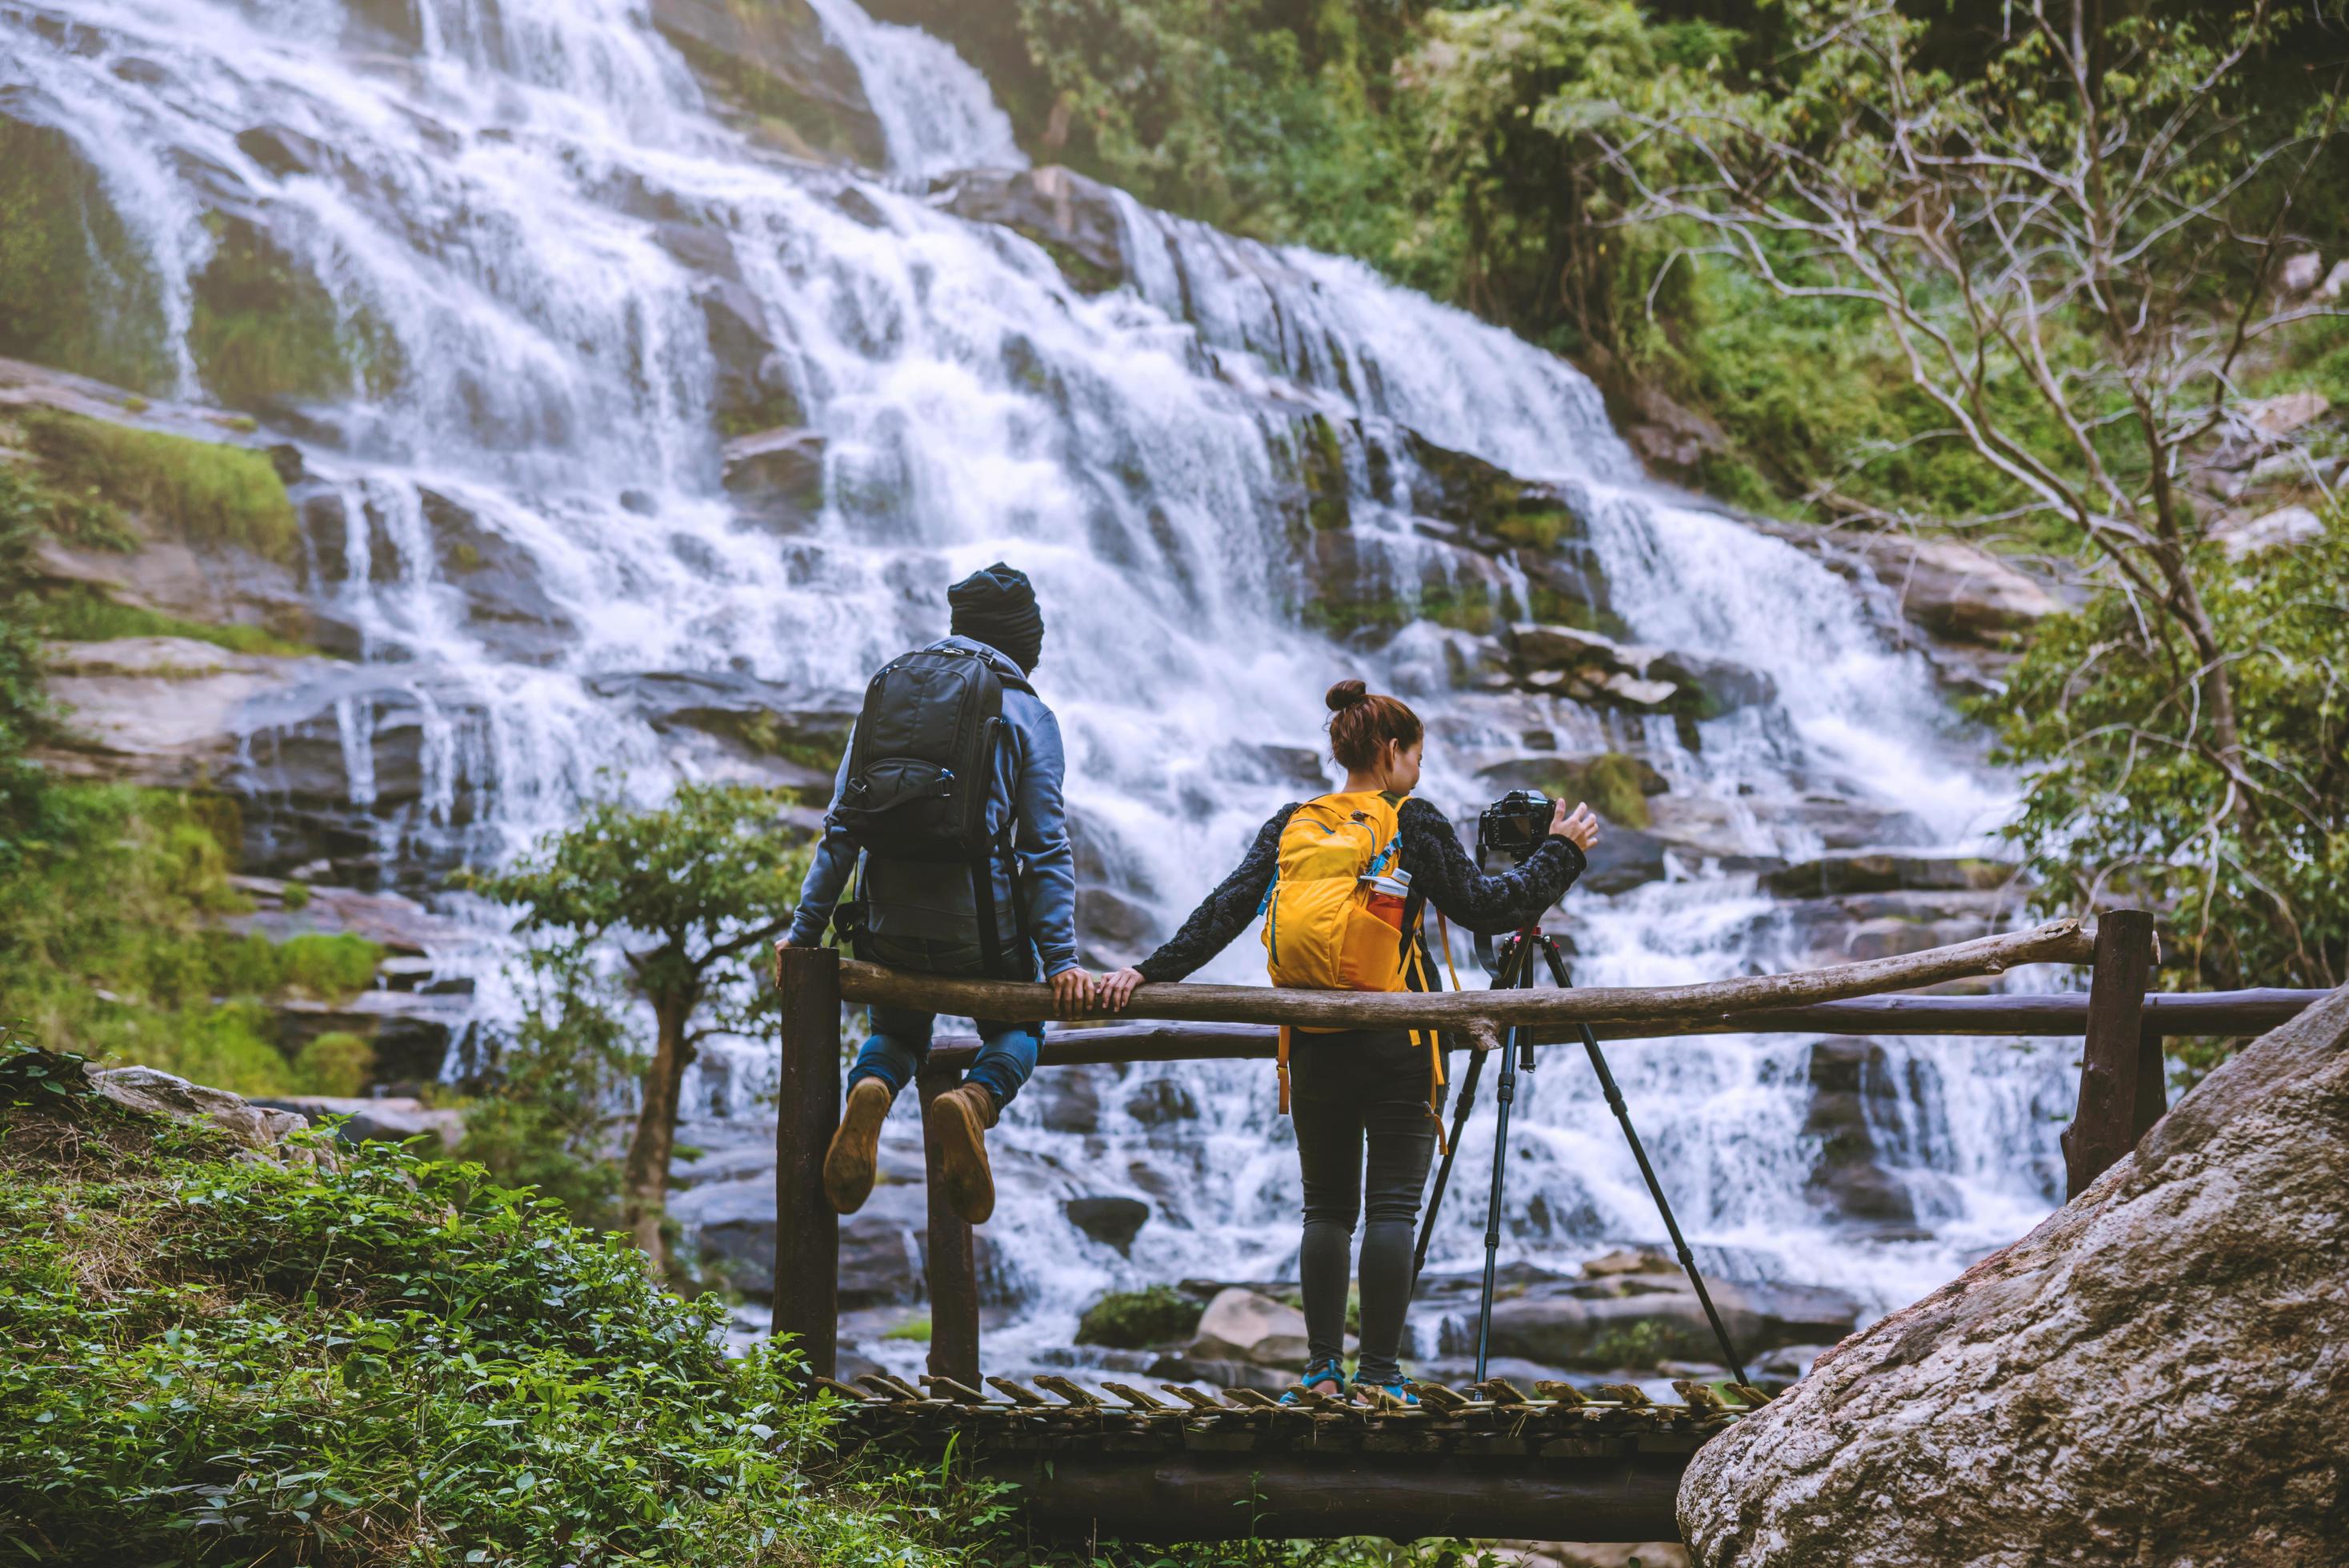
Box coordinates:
[1281,1358,1349,1405]
[1354,1374,1419,1408]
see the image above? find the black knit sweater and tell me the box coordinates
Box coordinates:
[1134,798,1586,983]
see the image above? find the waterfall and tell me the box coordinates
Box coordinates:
[5,0,2074,1376]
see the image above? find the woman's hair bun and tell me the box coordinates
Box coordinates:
[1325,678,1370,712]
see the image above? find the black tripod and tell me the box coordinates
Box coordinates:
[1413,922,1748,1386]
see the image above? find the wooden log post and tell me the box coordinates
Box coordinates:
[917,1069,982,1387]
[2133,1016,2169,1143]
[2063,909,2159,1199]
[772,943,841,1384]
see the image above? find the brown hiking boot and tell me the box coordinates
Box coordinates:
[930,1082,999,1225]
[822,1078,893,1214]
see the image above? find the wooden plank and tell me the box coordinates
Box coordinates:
[1033,1374,1102,1407]
[859,1372,925,1402]
[2064,908,2158,1198]
[920,1375,993,1406]
[1102,1382,1170,1410]
[986,1377,1050,1407]
[838,918,2093,1033]
[771,943,840,1385]
[1159,1385,1224,1410]
[915,1070,981,1387]
[973,1450,1686,1542]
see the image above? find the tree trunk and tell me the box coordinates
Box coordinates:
[622,990,697,1272]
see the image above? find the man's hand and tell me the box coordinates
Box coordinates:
[1048,966,1093,1014]
[1095,966,1146,1012]
[1551,798,1602,851]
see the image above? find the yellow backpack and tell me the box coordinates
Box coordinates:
[1260,791,1451,1137]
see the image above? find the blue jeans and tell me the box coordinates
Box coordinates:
[847,933,1042,1110]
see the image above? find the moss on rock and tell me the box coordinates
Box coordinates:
[18,409,299,562]
[188,214,400,410]
[0,119,173,393]
[1076,1283,1205,1349]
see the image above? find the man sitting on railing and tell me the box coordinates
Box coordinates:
[778,563,1091,1226]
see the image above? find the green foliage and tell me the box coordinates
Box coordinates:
[0,784,383,1096]
[0,485,50,846]
[880,1314,932,1342]
[0,1073,938,1566]
[1075,1283,1205,1348]
[16,407,300,562]
[458,955,645,1234]
[1990,512,2349,999]
[294,1030,376,1098]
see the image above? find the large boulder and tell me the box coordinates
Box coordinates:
[1849,535,2059,642]
[1679,982,2349,1566]
[1479,1263,1862,1371]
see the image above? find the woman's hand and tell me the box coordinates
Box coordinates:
[1095,966,1146,1012]
[1551,798,1602,851]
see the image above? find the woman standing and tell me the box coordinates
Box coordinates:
[1096,680,1600,1404]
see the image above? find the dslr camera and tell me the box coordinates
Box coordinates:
[1477,789,1554,864]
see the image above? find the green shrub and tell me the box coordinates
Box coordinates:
[294,1030,374,1098]
[1076,1284,1205,1349]
[18,408,299,562]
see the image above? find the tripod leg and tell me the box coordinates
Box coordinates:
[1472,935,1540,1386]
[1414,934,1530,1279]
[1537,940,1749,1386]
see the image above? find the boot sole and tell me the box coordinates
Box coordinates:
[822,1083,889,1215]
[932,1090,996,1225]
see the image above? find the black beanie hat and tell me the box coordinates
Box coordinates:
[948,561,1045,674]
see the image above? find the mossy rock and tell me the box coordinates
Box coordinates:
[189,213,402,410]
[1075,1284,1206,1349]
[18,408,300,563]
[0,118,174,392]
[1548,751,1663,829]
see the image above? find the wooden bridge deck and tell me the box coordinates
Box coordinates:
[816,1373,1744,1541]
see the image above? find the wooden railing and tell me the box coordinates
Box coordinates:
[771,910,2327,1388]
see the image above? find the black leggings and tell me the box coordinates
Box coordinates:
[1288,1029,1443,1386]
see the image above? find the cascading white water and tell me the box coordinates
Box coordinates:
[8,0,2076,1374]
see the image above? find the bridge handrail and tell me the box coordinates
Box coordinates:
[832,916,2094,1037]
[915,987,2328,1069]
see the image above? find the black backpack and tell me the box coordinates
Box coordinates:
[831,642,1034,977]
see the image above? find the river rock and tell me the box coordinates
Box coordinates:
[1064,1194,1150,1253]
[1189,1287,1311,1367]
[1763,853,2012,899]
[2211,502,2326,562]
[87,1064,310,1154]
[1849,535,2059,642]
[1481,1272,1861,1370]
[941,166,1130,293]
[250,1094,462,1148]
[722,426,826,532]
[1679,982,2349,1566]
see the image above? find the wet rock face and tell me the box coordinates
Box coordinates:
[1679,984,2349,1567]
[647,0,886,166]
[939,166,1130,294]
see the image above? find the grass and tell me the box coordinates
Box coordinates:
[14,407,299,563]
[35,581,313,656]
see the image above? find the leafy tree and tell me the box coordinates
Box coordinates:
[1592,0,2344,806]
[461,782,806,1270]
[1990,510,2347,996]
